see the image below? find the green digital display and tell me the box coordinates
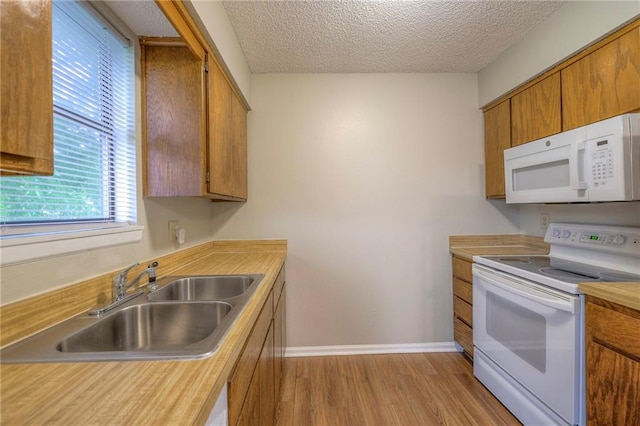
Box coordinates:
[590,235,599,241]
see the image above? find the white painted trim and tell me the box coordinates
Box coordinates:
[285,342,460,358]
[0,225,144,266]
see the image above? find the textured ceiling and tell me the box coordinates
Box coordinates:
[106,0,178,38]
[222,0,566,73]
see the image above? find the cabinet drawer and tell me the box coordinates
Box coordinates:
[453,296,472,327]
[453,277,472,305]
[586,299,640,359]
[452,257,473,283]
[228,290,273,425]
[454,317,473,357]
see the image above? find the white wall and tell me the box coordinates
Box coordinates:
[519,203,640,237]
[210,74,520,347]
[478,1,640,106]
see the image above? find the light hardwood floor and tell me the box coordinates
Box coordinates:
[275,352,520,426]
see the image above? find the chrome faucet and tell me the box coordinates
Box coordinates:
[113,261,159,302]
[89,261,160,316]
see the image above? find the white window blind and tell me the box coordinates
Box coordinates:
[0,1,136,228]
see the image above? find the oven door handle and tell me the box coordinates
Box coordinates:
[473,266,576,314]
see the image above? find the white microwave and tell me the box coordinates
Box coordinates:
[504,113,640,204]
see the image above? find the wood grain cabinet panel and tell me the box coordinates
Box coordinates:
[230,266,286,426]
[0,0,53,175]
[483,99,511,199]
[228,290,273,425]
[141,2,249,201]
[562,27,640,130]
[208,63,248,200]
[585,297,640,425]
[274,284,286,401]
[452,255,474,360]
[141,42,206,197]
[511,73,561,146]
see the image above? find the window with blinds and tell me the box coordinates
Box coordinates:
[0,1,135,228]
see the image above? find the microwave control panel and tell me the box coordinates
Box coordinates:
[589,138,614,188]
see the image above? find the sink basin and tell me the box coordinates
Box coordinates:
[0,273,264,363]
[57,302,231,352]
[149,275,258,302]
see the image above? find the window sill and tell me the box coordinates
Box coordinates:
[0,225,144,266]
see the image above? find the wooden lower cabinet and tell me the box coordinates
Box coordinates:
[585,297,640,425]
[274,283,286,401]
[452,256,473,359]
[229,266,286,425]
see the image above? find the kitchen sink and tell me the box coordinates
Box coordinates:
[57,302,231,352]
[0,273,265,363]
[148,275,257,302]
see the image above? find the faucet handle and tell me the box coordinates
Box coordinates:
[113,262,140,286]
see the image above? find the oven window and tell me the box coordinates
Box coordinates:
[486,291,547,373]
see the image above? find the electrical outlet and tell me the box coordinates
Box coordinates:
[540,213,550,230]
[168,220,179,241]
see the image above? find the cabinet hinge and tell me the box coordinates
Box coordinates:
[204,62,209,73]
[206,171,210,183]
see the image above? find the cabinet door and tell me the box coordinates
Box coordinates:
[237,367,261,426]
[483,99,511,199]
[274,284,286,400]
[260,324,275,425]
[586,340,640,425]
[208,62,248,200]
[562,27,640,130]
[0,0,53,175]
[228,290,273,425]
[511,73,561,146]
[142,42,206,197]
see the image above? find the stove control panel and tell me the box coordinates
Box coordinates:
[546,223,640,254]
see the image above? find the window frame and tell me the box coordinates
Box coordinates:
[0,1,142,266]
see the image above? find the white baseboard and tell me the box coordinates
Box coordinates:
[285,341,459,358]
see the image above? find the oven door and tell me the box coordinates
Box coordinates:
[473,264,583,425]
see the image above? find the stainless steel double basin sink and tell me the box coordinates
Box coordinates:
[1,274,264,363]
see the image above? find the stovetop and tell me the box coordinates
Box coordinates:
[477,255,640,284]
[473,223,640,294]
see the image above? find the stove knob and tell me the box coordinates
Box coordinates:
[561,230,571,238]
[611,235,626,245]
[551,229,561,238]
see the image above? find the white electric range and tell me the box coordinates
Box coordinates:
[472,223,640,426]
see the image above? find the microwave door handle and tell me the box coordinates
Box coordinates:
[474,267,576,313]
[570,141,587,190]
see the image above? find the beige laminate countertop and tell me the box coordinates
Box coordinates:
[449,234,550,261]
[0,249,286,425]
[579,282,640,312]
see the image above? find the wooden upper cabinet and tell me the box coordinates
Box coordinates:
[142,0,249,201]
[0,0,53,175]
[562,26,640,130]
[208,62,248,200]
[484,99,511,199]
[141,40,207,197]
[511,73,561,146]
